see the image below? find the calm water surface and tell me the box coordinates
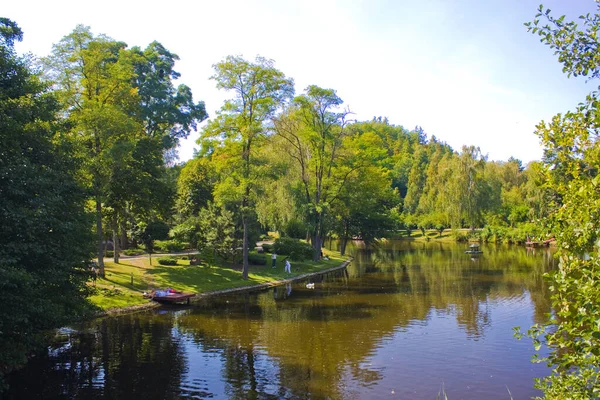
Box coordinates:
[7,241,554,399]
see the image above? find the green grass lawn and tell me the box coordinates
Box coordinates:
[89,250,347,311]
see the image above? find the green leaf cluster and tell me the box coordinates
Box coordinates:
[0,19,95,384]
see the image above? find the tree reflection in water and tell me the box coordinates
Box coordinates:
[6,241,555,399]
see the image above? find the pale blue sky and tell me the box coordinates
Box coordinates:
[4,0,598,163]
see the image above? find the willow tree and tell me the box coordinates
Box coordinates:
[201,55,294,279]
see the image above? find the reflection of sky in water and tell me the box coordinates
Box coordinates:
[349,291,546,399]
[179,332,227,398]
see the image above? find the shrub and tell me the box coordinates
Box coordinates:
[123,248,145,256]
[165,240,186,253]
[273,237,313,261]
[261,243,273,253]
[480,226,493,242]
[157,256,178,266]
[154,240,186,253]
[105,250,114,257]
[248,253,266,265]
[453,230,469,242]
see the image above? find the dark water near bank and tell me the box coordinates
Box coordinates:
[6,241,554,399]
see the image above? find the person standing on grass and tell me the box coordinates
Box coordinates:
[272,252,277,268]
[285,259,291,273]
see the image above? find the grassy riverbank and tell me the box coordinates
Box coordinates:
[89,249,347,311]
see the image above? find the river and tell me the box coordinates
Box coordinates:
[5,241,554,399]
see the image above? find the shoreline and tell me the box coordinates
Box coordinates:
[94,257,353,318]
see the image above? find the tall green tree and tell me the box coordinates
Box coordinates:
[0,19,94,385]
[43,26,140,275]
[276,86,380,260]
[201,55,294,279]
[403,146,428,214]
[330,163,396,255]
[519,5,600,398]
[45,30,206,268]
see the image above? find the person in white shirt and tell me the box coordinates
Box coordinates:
[285,259,291,273]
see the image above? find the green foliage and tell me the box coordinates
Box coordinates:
[43,26,205,273]
[284,219,307,239]
[247,252,267,265]
[517,5,600,398]
[172,218,200,248]
[479,223,542,244]
[273,237,313,261]
[154,240,186,253]
[130,41,207,144]
[196,202,240,261]
[134,220,170,254]
[0,19,95,384]
[261,243,273,253]
[453,230,470,242]
[157,256,178,266]
[176,157,216,219]
[123,248,145,256]
[274,85,363,260]
[201,55,294,279]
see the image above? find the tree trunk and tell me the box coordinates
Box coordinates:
[312,213,323,262]
[340,238,348,256]
[96,196,105,276]
[121,224,128,250]
[242,217,249,280]
[312,232,322,262]
[112,215,120,264]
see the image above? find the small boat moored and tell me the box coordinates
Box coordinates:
[148,288,195,304]
[465,244,483,254]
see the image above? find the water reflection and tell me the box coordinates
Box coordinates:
[6,241,555,399]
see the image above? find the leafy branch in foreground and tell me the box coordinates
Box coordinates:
[520,4,600,398]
